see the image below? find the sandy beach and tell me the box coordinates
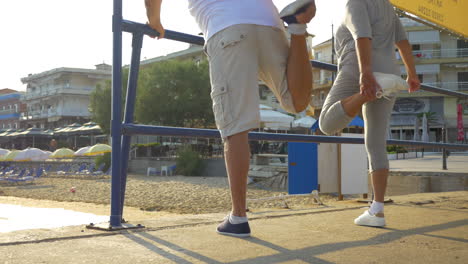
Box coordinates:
[0,174,330,215]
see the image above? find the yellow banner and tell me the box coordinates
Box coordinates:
[390,0,468,38]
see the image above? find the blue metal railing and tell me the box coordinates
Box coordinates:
[110,3,468,227]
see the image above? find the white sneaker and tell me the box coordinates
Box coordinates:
[354,210,386,227]
[279,0,315,24]
[374,72,409,99]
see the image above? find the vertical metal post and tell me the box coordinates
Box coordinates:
[110,0,123,227]
[120,33,144,217]
[442,125,447,170]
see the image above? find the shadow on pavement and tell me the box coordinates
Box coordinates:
[124,218,467,264]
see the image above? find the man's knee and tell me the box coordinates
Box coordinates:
[293,100,309,113]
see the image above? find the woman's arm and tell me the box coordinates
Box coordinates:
[396,39,420,93]
[145,0,165,38]
[356,37,379,100]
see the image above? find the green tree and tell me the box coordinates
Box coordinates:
[89,81,112,134]
[136,60,214,128]
[89,69,128,135]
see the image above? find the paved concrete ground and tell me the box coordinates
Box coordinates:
[1,192,467,264]
[390,153,468,173]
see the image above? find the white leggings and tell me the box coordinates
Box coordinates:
[319,67,396,172]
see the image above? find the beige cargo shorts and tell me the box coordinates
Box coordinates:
[205,24,296,139]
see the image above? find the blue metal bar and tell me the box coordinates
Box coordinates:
[122,20,205,46]
[122,124,468,150]
[110,0,123,227]
[120,19,468,99]
[120,33,144,218]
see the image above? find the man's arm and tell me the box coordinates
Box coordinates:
[396,39,420,93]
[355,37,379,100]
[145,0,165,38]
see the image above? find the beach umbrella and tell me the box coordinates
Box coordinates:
[6,129,24,138]
[260,109,294,130]
[50,148,75,158]
[84,144,111,156]
[0,150,11,161]
[422,113,429,142]
[0,148,9,156]
[2,150,21,161]
[74,146,91,156]
[55,123,82,135]
[14,128,53,148]
[292,116,317,128]
[413,116,420,141]
[0,129,16,137]
[14,148,50,161]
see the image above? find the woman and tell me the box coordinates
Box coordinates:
[319,0,420,227]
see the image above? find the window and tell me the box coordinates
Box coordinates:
[259,85,269,100]
[315,52,321,60]
[458,72,468,90]
[417,74,424,83]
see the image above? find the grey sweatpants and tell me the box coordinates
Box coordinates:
[319,67,396,172]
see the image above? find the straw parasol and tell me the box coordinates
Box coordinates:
[84,144,111,156]
[50,148,75,158]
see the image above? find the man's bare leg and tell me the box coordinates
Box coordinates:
[287,34,313,112]
[224,131,250,217]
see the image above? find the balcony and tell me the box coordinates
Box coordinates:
[22,87,94,100]
[423,82,468,91]
[0,109,18,116]
[397,49,468,60]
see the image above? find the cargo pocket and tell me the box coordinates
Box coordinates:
[211,83,234,129]
[220,29,247,49]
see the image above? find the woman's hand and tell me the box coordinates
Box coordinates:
[359,71,379,100]
[407,74,421,93]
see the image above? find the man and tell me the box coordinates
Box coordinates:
[146,0,316,237]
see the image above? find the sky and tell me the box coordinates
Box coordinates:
[0,0,345,91]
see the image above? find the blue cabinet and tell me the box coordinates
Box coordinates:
[287,142,318,194]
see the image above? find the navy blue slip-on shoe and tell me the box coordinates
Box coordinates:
[216,218,251,238]
[279,0,315,24]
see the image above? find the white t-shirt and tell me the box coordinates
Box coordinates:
[188,0,284,40]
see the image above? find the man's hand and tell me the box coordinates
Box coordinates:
[359,71,379,100]
[296,1,316,24]
[407,74,420,93]
[145,0,165,39]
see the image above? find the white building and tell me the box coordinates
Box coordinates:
[20,63,111,129]
[391,17,468,142]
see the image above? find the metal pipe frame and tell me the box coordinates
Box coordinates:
[110,8,468,227]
